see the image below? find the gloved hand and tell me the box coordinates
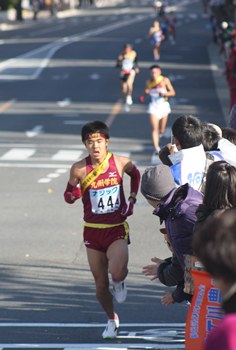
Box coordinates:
[72,186,82,200]
[121,201,134,218]
[139,95,145,103]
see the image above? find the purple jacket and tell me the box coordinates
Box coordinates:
[154,183,203,270]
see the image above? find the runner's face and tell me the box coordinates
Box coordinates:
[84,134,109,160]
[151,68,161,79]
[124,47,132,54]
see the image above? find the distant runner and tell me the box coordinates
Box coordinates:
[139,64,175,154]
[116,43,139,106]
[148,19,165,61]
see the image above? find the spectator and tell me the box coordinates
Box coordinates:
[141,164,203,304]
[194,160,236,234]
[222,127,236,144]
[229,103,236,130]
[202,123,221,151]
[193,209,236,350]
[184,160,236,296]
[168,115,209,192]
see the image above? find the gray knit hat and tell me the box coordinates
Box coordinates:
[141,164,175,200]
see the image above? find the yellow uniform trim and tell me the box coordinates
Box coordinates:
[124,50,137,61]
[80,151,112,193]
[147,75,164,90]
[84,221,126,229]
[84,221,129,240]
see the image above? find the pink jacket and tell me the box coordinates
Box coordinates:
[204,314,236,350]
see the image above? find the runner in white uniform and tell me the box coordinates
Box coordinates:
[148,20,164,61]
[116,43,139,106]
[139,65,175,154]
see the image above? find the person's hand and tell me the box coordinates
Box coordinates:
[135,67,140,74]
[161,291,175,305]
[139,95,145,103]
[121,201,134,218]
[142,257,164,281]
[169,144,178,154]
[71,186,82,200]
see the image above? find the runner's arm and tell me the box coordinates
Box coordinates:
[139,81,151,102]
[64,163,83,204]
[116,54,123,68]
[125,161,141,202]
[133,52,139,73]
[163,77,176,97]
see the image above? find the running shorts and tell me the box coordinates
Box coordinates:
[147,100,171,119]
[120,69,136,82]
[83,222,130,253]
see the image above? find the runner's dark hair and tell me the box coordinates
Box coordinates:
[124,43,133,49]
[81,121,110,142]
[150,64,161,70]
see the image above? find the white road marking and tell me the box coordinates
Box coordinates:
[55,168,68,174]
[0,344,184,349]
[0,323,185,348]
[51,150,83,161]
[47,173,61,178]
[26,125,43,138]
[0,322,185,327]
[1,148,36,160]
[116,152,130,158]
[0,342,184,350]
[38,178,52,183]
[0,163,71,169]
[57,98,71,107]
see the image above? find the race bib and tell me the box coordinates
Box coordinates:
[89,185,121,214]
[122,58,133,71]
[150,87,165,103]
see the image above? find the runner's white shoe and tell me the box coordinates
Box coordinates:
[102,313,119,339]
[126,96,133,105]
[112,281,127,303]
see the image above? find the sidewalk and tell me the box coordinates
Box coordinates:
[0,0,127,31]
[0,7,84,31]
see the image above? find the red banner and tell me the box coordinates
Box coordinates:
[185,270,224,350]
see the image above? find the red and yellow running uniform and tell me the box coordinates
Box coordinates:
[83,154,129,252]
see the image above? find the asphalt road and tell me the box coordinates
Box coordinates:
[0,0,229,348]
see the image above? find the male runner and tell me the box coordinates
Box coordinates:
[64,120,140,339]
[148,19,165,61]
[139,64,175,154]
[116,43,139,106]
